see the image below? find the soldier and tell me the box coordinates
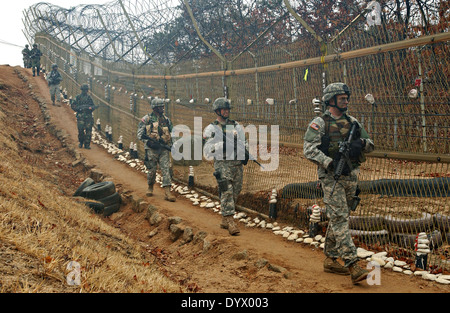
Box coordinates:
[137,98,176,202]
[303,82,375,284]
[47,64,62,106]
[30,44,42,77]
[71,84,96,149]
[203,97,247,236]
[22,45,31,68]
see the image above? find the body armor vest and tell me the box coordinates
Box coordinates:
[319,114,364,166]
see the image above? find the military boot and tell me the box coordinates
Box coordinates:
[220,216,229,229]
[221,215,240,236]
[349,263,369,284]
[164,186,176,202]
[84,143,91,149]
[323,257,349,275]
[146,184,154,197]
[78,142,83,148]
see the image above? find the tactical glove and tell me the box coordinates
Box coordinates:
[349,139,364,159]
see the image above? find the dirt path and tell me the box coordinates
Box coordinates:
[23,66,448,293]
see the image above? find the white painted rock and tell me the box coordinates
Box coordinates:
[303,238,313,244]
[296,238,304,243]
[372,252,388,259]
[384,262,394,269]
[436,277,450,285]
[370,257,386,267]
[392,266,403,273]
[439,275,450,280]
[357,248,374,258]
[314,235,322,241]
[413,271,427,276]
[394,260,407,267]
[422,273,437,281]
[287,234,298,241]
[403,270,413,275]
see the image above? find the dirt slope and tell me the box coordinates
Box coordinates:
[1,65,448,293]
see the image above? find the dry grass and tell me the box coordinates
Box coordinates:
[0,88,186,293]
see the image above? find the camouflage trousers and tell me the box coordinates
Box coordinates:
[320,173,359,267]
[49,84,60,103]
[23,58,31,68]
[214,160,243,217]
[145,148,172,187]
[31,60,40,75]
[77,116,94,145]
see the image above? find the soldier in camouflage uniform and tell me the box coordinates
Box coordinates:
[203,97,247,236]
[47,64,62,106]
[30,44,42,77]
[71,84,96,149]
[303,82,375,284]
[22,45,31,68]
[137,98,176,202]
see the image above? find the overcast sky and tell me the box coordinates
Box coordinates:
[0,1,111,67]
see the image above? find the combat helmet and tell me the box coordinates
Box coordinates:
[212,97,231,112]
[322,82,351,104]
[81,84,89,91]
[52,63,58,69]
[151,98,165,109]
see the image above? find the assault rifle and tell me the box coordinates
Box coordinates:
[329,121,358,197]
[69,99,99,112]
[141,134,172,152]
[222,131,264,169]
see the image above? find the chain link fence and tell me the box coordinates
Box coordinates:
[25,0,449,272]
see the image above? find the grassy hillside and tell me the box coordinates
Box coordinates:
[0,66,185,293]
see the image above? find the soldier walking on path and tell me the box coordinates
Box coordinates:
[30,43,42,77]
[71,84,96,149]
[47,64,62,106]
[203,97,248,236]
[137,98,176,202]
[303,82,375,284]
[22,45,31,68]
